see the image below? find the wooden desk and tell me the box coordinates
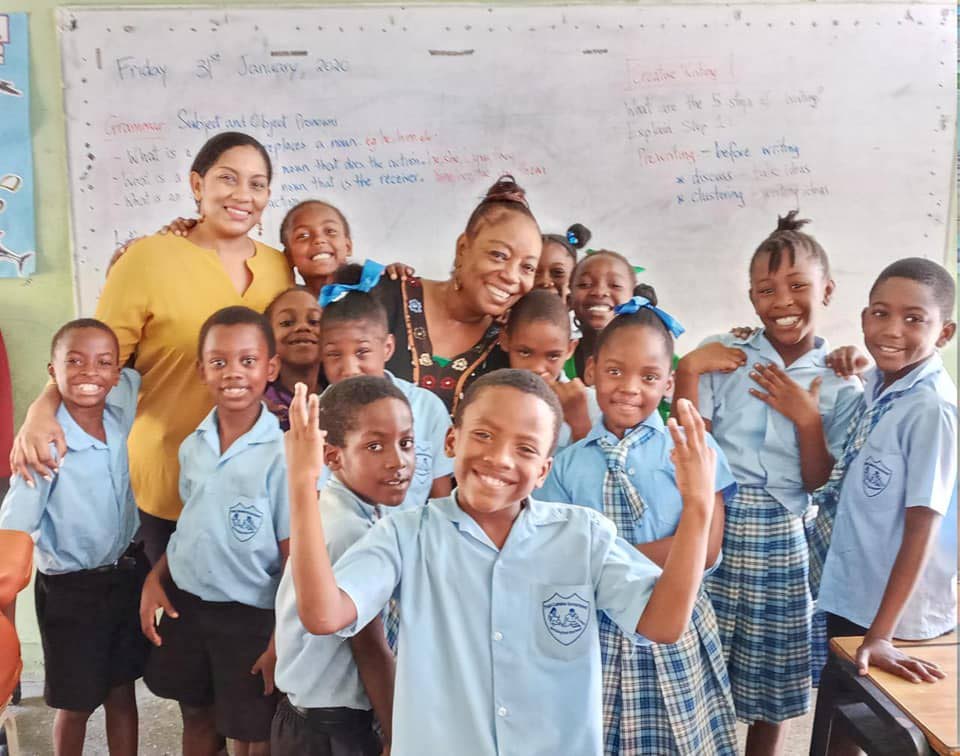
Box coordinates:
[811,633,958,756]
[831,635,958,756]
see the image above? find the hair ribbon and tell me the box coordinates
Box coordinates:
[318,259,385,308]
[614,296,685,338]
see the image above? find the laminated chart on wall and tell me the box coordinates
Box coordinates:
[57,4,956,347]
[0,12,36,278]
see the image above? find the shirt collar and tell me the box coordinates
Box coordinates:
[57,404,109,452]
[432,490,563,550]
[865,353,944,403]
[196,403,282,456]
[735,329,829,368]
[583,409,665,446]
[324,476,383,522]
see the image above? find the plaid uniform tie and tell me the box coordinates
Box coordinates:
[598,426,655,536]
[808,388,904,595]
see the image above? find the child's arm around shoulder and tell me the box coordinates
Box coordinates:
[672,335,747,430]
[286,384,359,635]
[0,455,55,534]
[635,400,716,642]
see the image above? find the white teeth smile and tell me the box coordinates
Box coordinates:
[226,207,251,220]
[223,387,249,397]
[775,316,801,327]
[588,305,612,313]
[878,346,902,353]
[486,285,512,303]
[311,252,333,262]
[477,473,509,488]
[75,383,102,395]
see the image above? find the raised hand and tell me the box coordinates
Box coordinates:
[668,398,717,514]
[284,382,325,485]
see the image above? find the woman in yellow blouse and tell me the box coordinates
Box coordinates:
[11,132,292,562]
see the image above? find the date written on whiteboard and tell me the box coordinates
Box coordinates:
[191,53,350,80]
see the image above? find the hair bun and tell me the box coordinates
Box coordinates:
[332,262,364,286]
[633,283,658,306]
[484,174,529,207]
[776,209,811,233]
[565,223,591,250]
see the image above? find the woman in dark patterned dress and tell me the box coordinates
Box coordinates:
[377,176,543,414]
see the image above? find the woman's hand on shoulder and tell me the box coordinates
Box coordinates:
[158,217,197,237]
[729,325,758,340]
[825,345,871,378]
[383,262,415,281]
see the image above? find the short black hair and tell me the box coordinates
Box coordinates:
[870,257,956,320]
[317,375,410,447]
[265,285,316,321]
[279,199,352,249]
[594,284,674,360]
[542,223,591,264]
[197,306,276,360]
[750,210,831,280]
[507,289,571,339]
[570,249,638,290]
[50,318,119,359]
[321,263,389,333]
[453,369,563,455]
[190,131,272,184]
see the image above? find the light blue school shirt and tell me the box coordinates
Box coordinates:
[697,330,863,515]
[538,412,738,549]
[555,376,603,451]
[0,369,140,575]
[818,355,957,639]
[168,404,290,609]
[332,492,661,756]
[276,477,384,710]
[316,371,453,511]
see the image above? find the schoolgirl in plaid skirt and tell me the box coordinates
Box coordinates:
[539,294,739,755]
[673,213,863,752]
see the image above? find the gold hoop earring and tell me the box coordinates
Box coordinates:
[195,197,205,224]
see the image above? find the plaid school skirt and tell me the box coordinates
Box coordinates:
[600,592,737,756]
[705,486,812,724]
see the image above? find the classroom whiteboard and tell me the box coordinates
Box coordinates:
[58,4,956,349]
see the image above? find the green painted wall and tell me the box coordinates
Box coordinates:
[3,0,957,678]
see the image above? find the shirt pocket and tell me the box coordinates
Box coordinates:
[532,582,594,660]
[857,441,904,508]
[225,494,272,547]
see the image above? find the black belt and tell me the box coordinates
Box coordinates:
[283,695,374,732]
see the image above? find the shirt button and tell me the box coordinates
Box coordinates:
[498,706,508,717]
[628,467,636,475]
[493,631,503,641]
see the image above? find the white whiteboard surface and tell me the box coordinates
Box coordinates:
[58,4,956,349]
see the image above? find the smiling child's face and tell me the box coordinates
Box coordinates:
[446,385,555,517]
[283,202,352,281]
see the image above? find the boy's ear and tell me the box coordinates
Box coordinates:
[936,320,956,349]
[584,355,595,385]
[47,363,55,381]
[383,333,396,363]
[664,370,675,398]
[344,237,353,258]
[565,337,579,361]
[196,358,207,384]
[534,455,554,489]
[324,444,343,472]
[266,354,281,383]
[823,278,836,306]
[443,425,457,459]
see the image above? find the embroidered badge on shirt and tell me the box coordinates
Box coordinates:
[229,502,264,542]
[542,592,591,646]
[862,456,893,497]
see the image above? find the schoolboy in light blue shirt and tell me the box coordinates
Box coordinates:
[284,370,722,756]
[140,306,289,753]
[0,319,147,755]
[317,260,454,509]
[817,259,957,685]
[274,376,412,755]
[694,329,862,516]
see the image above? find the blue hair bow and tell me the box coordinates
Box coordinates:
[613,296,685,338]
[566,229,580,247]
[318,259,385,308]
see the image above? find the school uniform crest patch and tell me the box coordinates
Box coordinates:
[229,502,263,541]
[542,593,590,646]
[862,456,893,497]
